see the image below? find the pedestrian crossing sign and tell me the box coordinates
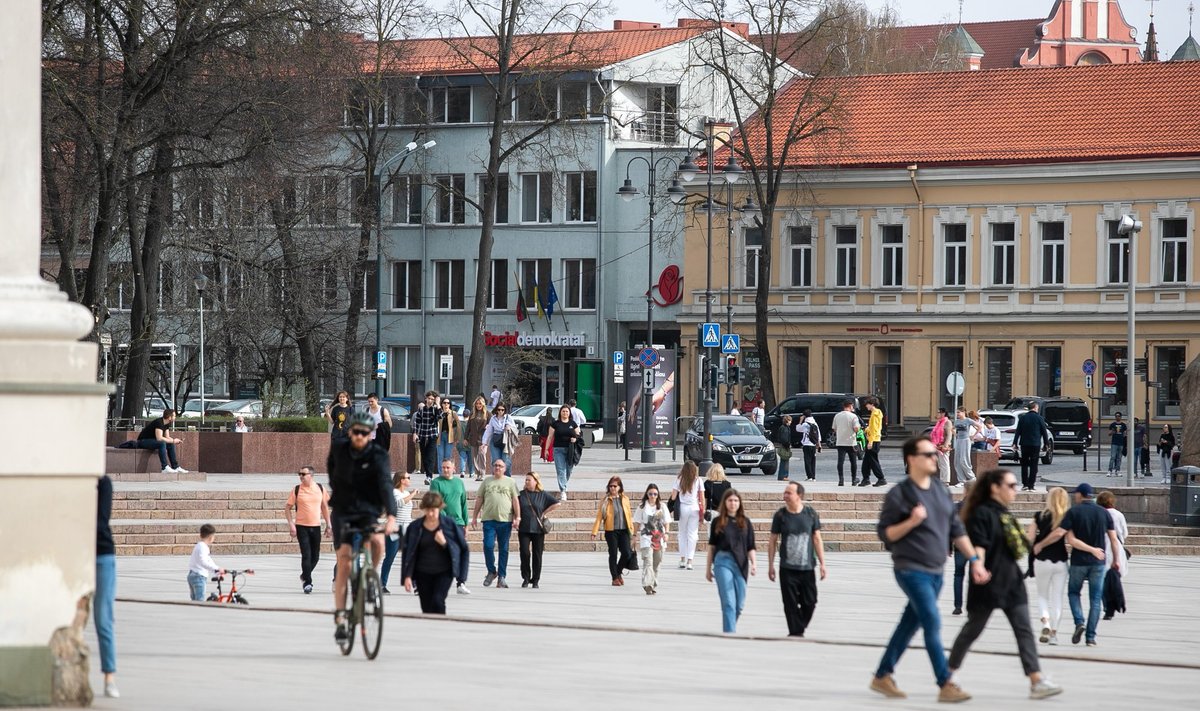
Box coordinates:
[701,322,721,348]
[721,334,740,354]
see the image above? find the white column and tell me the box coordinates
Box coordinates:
[0,1,107,705]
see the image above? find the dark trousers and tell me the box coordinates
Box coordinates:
[413,570,454,614]
[952,550,967,610]
[802,446,817,480]
[135,438,178,469]
[296,524,322,586]
[419,436,438,477]
[1020,445,1041,489]
[604,529,635,580]
[948,601,1040,676]
[380,534,401,587]
[779,568,818,636]
[519,531,546,584]
[836,446,858,484]
[861,442,884,483]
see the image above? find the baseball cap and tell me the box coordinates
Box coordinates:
[1072,482,1094,497]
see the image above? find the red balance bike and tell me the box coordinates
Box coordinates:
[207,569,254,605]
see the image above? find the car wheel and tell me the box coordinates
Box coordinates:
[1042,450,1054,465]
[522,427,535,435]
[761,466,777,478]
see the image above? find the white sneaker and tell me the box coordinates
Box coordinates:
[456,583,471,595]
[1030,679,1063,699]
[162,466,174,474]
[558,491,567,502]
[174,466,189,474]
[104,681,120,698]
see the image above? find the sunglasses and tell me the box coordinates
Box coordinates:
[349,429,372,437]
[297,472,309,477]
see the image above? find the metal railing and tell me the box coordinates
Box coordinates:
[631,111,679,143]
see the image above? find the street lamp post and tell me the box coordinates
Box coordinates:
[193,274,208,424]
[375,139,435,398]
[618,148,687,464]
[1118,213,1142,487]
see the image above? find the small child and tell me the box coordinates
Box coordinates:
[187,524,223,601]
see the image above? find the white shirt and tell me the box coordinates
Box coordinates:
[633,502,672,549]
[1106,508,1130,577]
[482,414,515,445]
[674,477,702,507]
[832,410,861,447]
[797,417,820,447]
[730,407,741,416]
[489,388,501,409]
[189,540,219,577]
[752,407,764,426]
[570,407,587,426]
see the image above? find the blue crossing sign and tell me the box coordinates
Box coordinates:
[700,322,722,348]
[721,334,741,354]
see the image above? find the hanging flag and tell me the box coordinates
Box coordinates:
[533,280,545,318]
[546,280,559,319]
[515,285,528,322]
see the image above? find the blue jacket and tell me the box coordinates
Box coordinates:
[401,513,469,583]
[1013,410,1049,448]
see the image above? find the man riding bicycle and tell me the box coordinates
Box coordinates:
[328,412,397,643]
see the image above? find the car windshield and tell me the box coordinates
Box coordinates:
[711,419,761,437]
[989,415,1017,427]
[512,405,545,417]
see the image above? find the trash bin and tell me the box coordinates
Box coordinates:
[1169,466,1200,526]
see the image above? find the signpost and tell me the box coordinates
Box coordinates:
[374,350,387,381]
[613,350,625,384]
[720,334,740,354]
[946,371,965,420]
[700,322,721,348]
[1103,371,1118,395]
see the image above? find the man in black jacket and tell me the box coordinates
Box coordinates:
[1013,403,1050,491]
[328,412,397,643]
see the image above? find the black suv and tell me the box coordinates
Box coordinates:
[764,393,881,448]
[1003,396,1092,454]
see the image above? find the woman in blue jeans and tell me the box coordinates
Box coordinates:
[705,488,757,633]
[548,406,581,500]
[95,475,120,698]
[482,404,515,474]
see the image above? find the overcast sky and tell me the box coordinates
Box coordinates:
[605,1,1193,60]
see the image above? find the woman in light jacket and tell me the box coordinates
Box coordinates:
[481,403,516,476]
[401,491,469,614]
[463,396,489,479]
[436,399,461,471]
[633,483,671,595]
[591,475,636,586]
[670,461,705,570]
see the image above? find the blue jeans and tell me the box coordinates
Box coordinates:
[777,452,791,480]
[94,554,117,674]
[489,443,511,475]
[482,520,512,578]
[876,568,950,687]
[135,438,178,469]
[553,447,573,491]
[1108,446,1124,472]
[437,434,455,469]
[187,571,207,601]
[381,534,401,587]
[460,446,474,477]
[1068,563,1106,641]
[712,552,747,633]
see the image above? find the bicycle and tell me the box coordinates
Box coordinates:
[336,523,384,659]
[206,569,254,604]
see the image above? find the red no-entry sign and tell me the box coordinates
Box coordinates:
[1103,371,1118,387]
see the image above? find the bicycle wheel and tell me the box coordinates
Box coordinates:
[359,567,384,660]
[337,571,357,656]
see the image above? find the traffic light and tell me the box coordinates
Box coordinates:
[726,356,741,385]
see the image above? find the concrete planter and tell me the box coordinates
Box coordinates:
[106,431,200,472]
[198,432,413,474]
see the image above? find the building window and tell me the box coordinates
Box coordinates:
[181,177,215,227]
[788,226,812,287]
[943,223,967,287]
[520,173,552,223]
[1156,346,1186,417]
[1161,218,1188,284]
[745,227,764,288]
[937,346,964,412]
[430,87,471,123]
[1035,346,1062,398]
[317,264,338,310]
[306,176,338,226]
[880,225,903,287]
[519,258,552,310]
[386,346,419,397]
[515,83,556,122]
[990,222,1015,287]
[638,85,678,142]
[785,347,809,394]
[349,174,370,226]
[830,346,855,392]
[106,262,133,311]
[391,177,422,224]
[1040,221,1065,285]
[566,172,597,222]
[158,263,176,310]
[489,259,509,311]
[560,81,604,119]
[434,174,466,224]
[563,258,596,310]
[388,85,426,125]
[985,346,1012,408]
[431,346,464,396]
[433,260,465,310]
[1106,220,1129,284]
[1099,346,1127,415]
[834,226,857,287]
[477,174,509,224]
[391,261,421,310]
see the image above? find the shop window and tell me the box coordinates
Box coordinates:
[1156,346,1186,417]
[785,347,809,394]
[830,346,855,393]
[985,346,1012,408]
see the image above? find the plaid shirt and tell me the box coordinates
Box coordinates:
[412,407,438,439]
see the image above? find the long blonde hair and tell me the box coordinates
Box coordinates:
[706,464,728,483]
[677,461,699,493]
[1042,487,1069,528]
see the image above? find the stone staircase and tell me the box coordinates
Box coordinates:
[110,489,1200,557]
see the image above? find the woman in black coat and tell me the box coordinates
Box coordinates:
[402,491,469,614]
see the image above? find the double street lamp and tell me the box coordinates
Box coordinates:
[1117,213,1143,487]
[617,148,687,463]
[375,139,436,397]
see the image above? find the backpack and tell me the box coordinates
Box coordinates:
[293,482,324,503]
[881,477,949,551]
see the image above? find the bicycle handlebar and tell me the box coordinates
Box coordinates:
[211,569,255,581]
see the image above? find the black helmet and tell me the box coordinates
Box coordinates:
[349,412,375,430]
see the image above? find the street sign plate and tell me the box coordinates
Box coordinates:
[439,354,453,381]
[1082,358,1097,375]
[638,347,660,369]
[721,334,741,354]
[613,351,624,366]
[1084,374,1093,390]
[700,322,721,348]
[374,350,387,380]
[946,371,965,396]
[642,369,655,389]
[1103,386,1117,395]
[1103,371,1118,387]
[1147,380,1161,388]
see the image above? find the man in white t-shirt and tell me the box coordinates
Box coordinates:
[751,400,766,427]
[831,399,861,486]
[568,399,587,426]
[489,385,502,410]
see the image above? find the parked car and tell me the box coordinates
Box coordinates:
[143,396,168,418]
[357,401,410,421]
[764,393,878,448]
[205,399,263,419]
[1003,396,1091,454]
[683,415,777,477]
[179,398,230,418]
[509,403,603,446]
[921,409,1054,465]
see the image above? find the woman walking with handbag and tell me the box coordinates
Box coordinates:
[634,484,671,594]
[482,403,516,476]
[517,472,560,588]
[381,471,417,594]
[463,396,489,479]
[402,491,469,614]
[436,399,461,470]
[706,488,757,633]
[548,405,581,502]
[591,476,637,586]
[774,415,794,481]
[671,462,705,570]
[1028,487,1069,645]
[948,468,1063,699]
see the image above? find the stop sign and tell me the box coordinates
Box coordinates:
[1103,371,1118,387]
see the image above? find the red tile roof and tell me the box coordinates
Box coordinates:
[895,19,1043,70]
[355,26,709,75]
[736,62,1200,170]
